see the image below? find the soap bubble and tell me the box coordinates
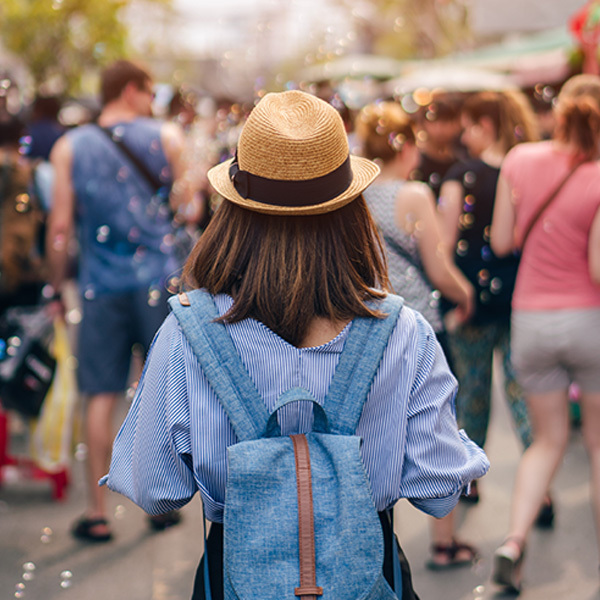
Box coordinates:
[112,126,125,140]
[60,570,73,589]
[490,277,503,294]
[74,443,88,462]
[41,526,53,544]
[456,240,469,257]
[463,171,477,187]
[96,225,110,243]
[116,167,129,182]
[66,308,82,325]
[8,336,21,347]
[148,288,162,307]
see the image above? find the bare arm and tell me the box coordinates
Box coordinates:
[46,136,75,293]
[396,182,474,322]
[589,206,600,285]
[490,174,517,257]
[437,180,464,250]
[160,122,202,222]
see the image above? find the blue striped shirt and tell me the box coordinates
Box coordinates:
[101,293,489,522]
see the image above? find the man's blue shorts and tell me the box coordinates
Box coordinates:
[77,287,169,395]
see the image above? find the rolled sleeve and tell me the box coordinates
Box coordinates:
[101,313,198,515]
[399,315,490,517]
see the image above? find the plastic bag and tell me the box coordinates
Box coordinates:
[29,320,79,472]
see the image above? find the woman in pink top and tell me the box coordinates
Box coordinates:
[490,74,600,592]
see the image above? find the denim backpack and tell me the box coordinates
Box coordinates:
[169,289,405,600]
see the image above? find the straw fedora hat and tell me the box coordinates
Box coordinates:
[207,90,380,215]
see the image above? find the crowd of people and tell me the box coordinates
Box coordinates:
[1,57,600,599]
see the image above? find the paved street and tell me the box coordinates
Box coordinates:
[1,360,599,600]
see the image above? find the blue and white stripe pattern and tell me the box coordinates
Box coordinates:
[101,293,489,522]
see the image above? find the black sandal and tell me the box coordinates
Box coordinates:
[148,509,182,531]
[493,537,526,593]
[72,516,113,543]
[535,496,555,529]
[426,539,479,571]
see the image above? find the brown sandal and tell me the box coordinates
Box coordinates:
[426,539,479,571]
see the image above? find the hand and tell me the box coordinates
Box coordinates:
[446,284,475,329]
[46,298,65,321]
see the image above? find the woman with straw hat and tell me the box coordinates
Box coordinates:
[101,90,488,599]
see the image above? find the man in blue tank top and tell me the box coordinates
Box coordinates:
[46,60,198,542]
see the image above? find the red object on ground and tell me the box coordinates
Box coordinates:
[0,408,69,500]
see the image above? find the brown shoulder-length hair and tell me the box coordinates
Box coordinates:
[182,195,390,346]
[462,90,539,152]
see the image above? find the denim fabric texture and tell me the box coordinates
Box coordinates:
[68,119,179,297]
[169,289,403,599]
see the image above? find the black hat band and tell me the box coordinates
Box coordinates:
[228,152,353,207]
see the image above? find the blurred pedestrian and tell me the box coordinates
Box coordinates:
[0,108,46,314]
[411,92,465,200]
[46,59,197,542]
[101,90,489,600]
[356,101,473,365]
[356,101,478,570]
[25,95,65,161]
[438,90,539,483]
[430,91,540,570]
[490,73,600,592]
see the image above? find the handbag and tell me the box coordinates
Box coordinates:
[0,305,56,418]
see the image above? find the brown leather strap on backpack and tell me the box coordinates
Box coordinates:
[291,434,323,599]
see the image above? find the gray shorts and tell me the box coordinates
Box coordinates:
[511,308,600,394]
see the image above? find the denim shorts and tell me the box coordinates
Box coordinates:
[77,287,169,395]
[511,308,600,394]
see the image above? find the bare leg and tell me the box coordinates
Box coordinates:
[505,389,570,551]
[83,392,119,535]
[430,512,456,547]
[579,391,600,557]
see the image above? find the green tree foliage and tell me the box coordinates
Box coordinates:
[347,0,473,59]
[0,0,169,94]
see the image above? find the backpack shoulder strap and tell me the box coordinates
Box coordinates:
[168,290,270,442]
[324,294,403,435]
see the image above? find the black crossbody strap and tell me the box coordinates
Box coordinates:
[96,125,164,193]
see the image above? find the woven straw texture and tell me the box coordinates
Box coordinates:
[207,90,380,215]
